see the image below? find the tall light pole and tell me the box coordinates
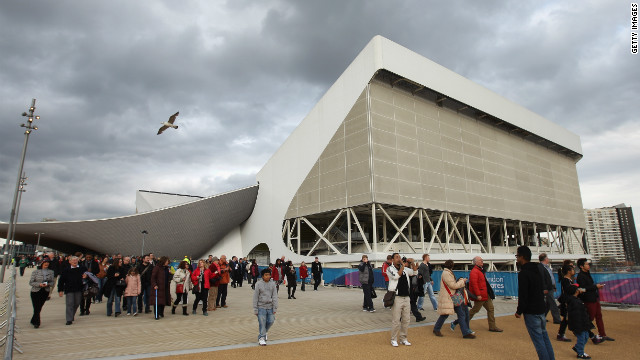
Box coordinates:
[35,232,45,253]
[1,99,40,283]
[9,173,27,259]
[141,230,148,257]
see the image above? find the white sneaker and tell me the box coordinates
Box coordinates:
[258,338,266,346]
[391,340,398,347]
[401,340,411,346]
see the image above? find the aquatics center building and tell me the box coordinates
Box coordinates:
[1,36,589,269]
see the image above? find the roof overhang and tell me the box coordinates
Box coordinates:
[0,185,259,258]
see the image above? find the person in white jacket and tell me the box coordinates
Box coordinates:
[171,261,192,316]
[386,253,416,347]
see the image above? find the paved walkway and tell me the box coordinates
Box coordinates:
[9,267,520,359]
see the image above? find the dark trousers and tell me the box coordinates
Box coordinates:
[173,292,188,306]
[193,288,209,312]
[410,291,422,319]
[313,274,321,290]
[30,289,48,326]
[20,267,26,276]
[362,283,373,310]
[251,276,258,289]
[80,295,92,314]
[236,274,243,287]
[216,283,228,306]
[138,284,151,312]
[288,283,297,298]
[301,278,306,291]
[545,290,561,323]
[558,303,568,336]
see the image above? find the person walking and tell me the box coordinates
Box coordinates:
[208,257,221,311]
[576,258,614,342]
[104,258,126,317]
[19,255,29,276]
[432,260,474,339]
[299,261,308,291]
[80,254,99,316]
[567,285,595,359]
[136,254,154,314]
[387,253,414,347]
[124,266,141,316]
[171,260,191,316]
[452,256,502,332]
[539,253,562,324]
[191,259,211,315]
[515,245,555,360]
[250,259,260,290]
[271,258,283,292]
[311,257,323,291]
[358,255,375,312]
[151,256,171,319]
[57,256,88,325]
[253,268,278,346]
[417,254,437,311]
[285,261,297,299]
[216,255,230,308]
[29,258,55,328]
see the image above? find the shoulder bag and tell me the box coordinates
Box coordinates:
[443,279,465,307]
[383,290,395,307]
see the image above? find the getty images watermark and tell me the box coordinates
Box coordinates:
[632,3,638,53]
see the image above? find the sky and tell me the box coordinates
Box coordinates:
[1,1,639,239]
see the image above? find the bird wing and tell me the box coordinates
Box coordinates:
[157,125,169,135]
[167,111,179,124]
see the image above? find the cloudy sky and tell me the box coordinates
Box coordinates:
[1,1,638,236]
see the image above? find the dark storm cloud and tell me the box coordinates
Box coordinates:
[1,0,638,228]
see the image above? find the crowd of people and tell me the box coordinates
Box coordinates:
[25,246,615,355]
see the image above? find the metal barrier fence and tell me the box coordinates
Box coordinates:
[0,266,21,359]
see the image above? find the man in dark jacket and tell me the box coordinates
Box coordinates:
[58,256,87,325]
[358,255,375,312]
[311,257,323,291]
[515,246,555,360]
[567,285,594,359]
[137,254,154,313]
[79,254,99,316]
[576,258,614,342]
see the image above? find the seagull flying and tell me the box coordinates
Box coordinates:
[157,111,179,135]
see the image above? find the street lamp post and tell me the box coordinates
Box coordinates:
[1,99,40,283]
[141,230,148,257]
[9,173,27,259]
[35,232,45,253]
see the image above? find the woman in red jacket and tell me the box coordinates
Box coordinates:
[190,260,211,316]
[271,259,283,292]
[299,261,309,291]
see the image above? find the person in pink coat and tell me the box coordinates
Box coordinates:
[124,267,142,316]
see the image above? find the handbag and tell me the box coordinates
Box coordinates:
[116,279,126,287]
[383,290,395,307]
[371,288,377,299]
[176,283,184,293]
[310,278,315,285]
[192,284,200,294]
[442,279,466,307]
[84,284,99,298]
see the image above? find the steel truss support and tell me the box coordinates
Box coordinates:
[283,204,587,257]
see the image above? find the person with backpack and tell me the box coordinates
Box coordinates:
[452,256,502,332]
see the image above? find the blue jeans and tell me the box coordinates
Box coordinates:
[433,306,473,335]
[573,331,589,356]
[126,296,137,314]
[523,313,555,360]
[107,288,121,316]
[257,308,275,341]
[417,281,438,310]
[95,277,106,301]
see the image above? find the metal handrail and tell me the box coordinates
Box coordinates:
[2,266,20,359]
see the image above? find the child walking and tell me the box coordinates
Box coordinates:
[253,268,278,346]
[124,267,141,316]
[567,285,594,359]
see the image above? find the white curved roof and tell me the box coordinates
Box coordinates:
[0,185,258,258]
